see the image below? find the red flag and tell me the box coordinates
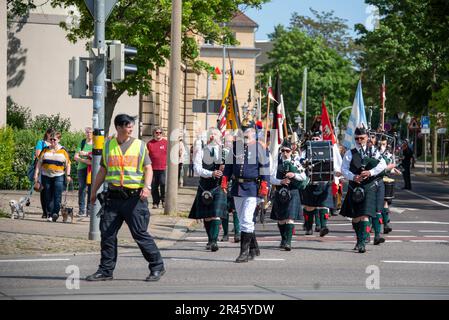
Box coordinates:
[214,67,222,75]
[321,98,336,144]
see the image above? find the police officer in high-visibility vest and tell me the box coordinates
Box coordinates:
[86,114,165,281]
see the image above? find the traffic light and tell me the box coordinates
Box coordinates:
[68,56,88,98]
[108,40,138,82]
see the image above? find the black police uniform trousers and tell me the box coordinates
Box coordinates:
[98,194,164,276]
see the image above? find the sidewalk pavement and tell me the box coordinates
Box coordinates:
[0,187,199,258]
[411,161,449,184]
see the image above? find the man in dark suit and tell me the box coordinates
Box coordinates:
[401,140,413,190]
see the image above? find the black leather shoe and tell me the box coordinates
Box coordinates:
[384,225,392,234]
[221,235,229,242]
[358,245,366,253]
[86,272,113,281]
[234,234,241,243]
[205,242,211,250]
[283,243,291,251]
[52,213,59,222]
[374,236,385,245]
[305,229,313,235]
[315,226,321,232]
[319,227,329,237]
[211,242,219,252]
[146,269,166,282]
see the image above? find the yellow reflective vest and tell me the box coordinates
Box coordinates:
[103,138,146,189]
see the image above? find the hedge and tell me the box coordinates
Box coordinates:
[0,127,85,190]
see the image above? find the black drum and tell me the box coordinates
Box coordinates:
[305,140,334,183]
[383,177,395,200]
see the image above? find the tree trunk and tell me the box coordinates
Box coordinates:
[104,86,125,137]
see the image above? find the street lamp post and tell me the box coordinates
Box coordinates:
[335,106,353,139]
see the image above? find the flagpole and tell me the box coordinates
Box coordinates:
[304,67,307,132]
[265,77,271,145]
[381,74,385,131]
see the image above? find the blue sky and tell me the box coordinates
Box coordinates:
[242,0,372,40]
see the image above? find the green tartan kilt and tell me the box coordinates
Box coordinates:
[270,189,301,221]
[188,186,227,219]
[340,180,378,218]
[300,182,334,208]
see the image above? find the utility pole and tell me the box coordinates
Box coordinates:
[89,0,106,240]
[164,0,182,215]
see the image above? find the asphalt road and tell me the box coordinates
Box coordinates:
[1,173,449,300]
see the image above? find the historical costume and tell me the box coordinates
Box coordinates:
[222,128,270,263]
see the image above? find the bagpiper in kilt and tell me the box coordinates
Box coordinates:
[366,133,386,246]
[300,131,335,237]
[270,140,308,251]
[340,126,387,253]
[222,128,270,263]
[378,136,397,235]
[188,128,227,252]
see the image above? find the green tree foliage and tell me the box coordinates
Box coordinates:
[0,127,16,189]
[355,0,449,118]
[49,0,268,133]
[290,8,362,62]
[7,0,36,21]
[263,25,356,130]
[6,97,32,129]
[30,113,72,133]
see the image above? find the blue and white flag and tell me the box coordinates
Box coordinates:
[343,80,367,150]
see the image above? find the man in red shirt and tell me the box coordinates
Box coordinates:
[146,127,168,208]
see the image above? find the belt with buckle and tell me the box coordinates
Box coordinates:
[237,178,257,183]
[108,188,142,199]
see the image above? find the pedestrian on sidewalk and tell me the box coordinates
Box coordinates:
[74,127,93,217]
[29,128,55,218]
[33,131,72,222]
[87,114,165,282]
[189,145,194,177]
[178,136,186,186]
[401,140,413,190]
[146,127,167,209]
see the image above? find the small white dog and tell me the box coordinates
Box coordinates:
[9,197,28,219]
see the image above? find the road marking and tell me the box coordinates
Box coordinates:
[423,235,449,238]
[391,221,449,225]
[254,258,285,261]
[385,240,403,243]
[385,235,417,238]
[391,230,411,232]
[0,258,71,263]
[403,189,449,208]
[418,230,448,233]
[390,207,417,214]
[410,240,448,243]
[382,260,449,265]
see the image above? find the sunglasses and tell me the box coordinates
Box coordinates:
[355,136,366,141]
[50,138,57,142]
[281,149,291,153]
[155,131,162,134]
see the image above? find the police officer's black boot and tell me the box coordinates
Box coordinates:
[249,233,260,260]
[235,232,251,263]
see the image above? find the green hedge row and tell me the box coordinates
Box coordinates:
[0,127,85,190]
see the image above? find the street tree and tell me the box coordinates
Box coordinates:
[262,25,356,131]
[290,8,362,62]
[48,0,268,134]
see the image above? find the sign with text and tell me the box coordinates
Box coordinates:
[421,116,430,129]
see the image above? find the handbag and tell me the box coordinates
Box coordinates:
[27,158,37,183]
